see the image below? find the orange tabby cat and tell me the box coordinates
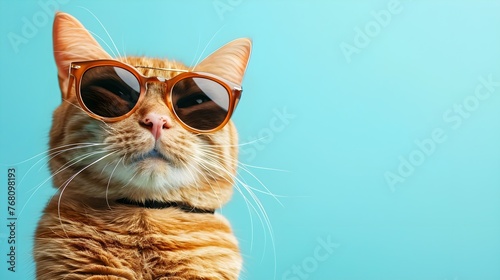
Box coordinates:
[34,12,251,280]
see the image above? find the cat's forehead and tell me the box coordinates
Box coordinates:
[118,56,189,78]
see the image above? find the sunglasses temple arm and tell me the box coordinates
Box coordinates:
[65,74,75,100]
[233,88,242,108]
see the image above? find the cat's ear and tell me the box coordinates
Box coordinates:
[195,38,252,85]
[53,12,111,99]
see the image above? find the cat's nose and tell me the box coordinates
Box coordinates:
[140,113,173,140]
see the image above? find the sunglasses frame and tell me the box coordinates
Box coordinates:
[67,59,243,134]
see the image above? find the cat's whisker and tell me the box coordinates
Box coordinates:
[196,136,272,149]
[5,142,101,166]
[18,144,109,197]
[99,160,114,176]
[196,150,282,222]
[178,159,213,206]
[235,164,284,205]
[56,151,118,237]
[241,183,277,277]
[121,169,139,190]
[52,148,113,175]
[51,142,108,151]
[5,148,62,167]
[179,159,203,190]
[231,181,258,247]
[196,145,282,271]
[60,98,81,108]
[97,123,114,134]
[197,157,275,238]
[239,162,290,173]
[41,149,111,193]
[197,155,277,271]
[188,34,203,70]
[78,7,122,59]
[98,122,119,133]
[59,100,113,133]
[235,184,265,251]
[189,151,260,236]
[121,152,130,167]
[187,155,225,208]
[239,136,274,147]
[12,143,106,195]
[48,144,110,164]
[105,156,125,209]
[54,100,117,135]
[230,172,276,270]
[120,38,129,65]
[87,30,119,58]
[235,179,274,240]
[19,149,115,218]
[231,176,270,253]
[191,156,257,244]
[190,24,226,71]
[199,148,278,189]
[24,148,110,202]
[199,146,285,202]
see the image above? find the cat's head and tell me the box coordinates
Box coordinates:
[49,12,251,210]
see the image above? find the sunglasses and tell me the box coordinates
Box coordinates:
[68,59,243,133]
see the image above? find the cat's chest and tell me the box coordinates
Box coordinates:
[36,200,241,279]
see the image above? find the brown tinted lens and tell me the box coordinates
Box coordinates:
[80,66,141,118]
[172,77,230,131]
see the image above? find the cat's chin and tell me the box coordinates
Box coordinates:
[126,148,181,176]
[114,153,198,192]
[134,159,170,175]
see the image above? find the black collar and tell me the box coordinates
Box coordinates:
[116,198,215,214]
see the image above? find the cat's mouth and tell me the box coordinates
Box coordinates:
[131,149,173,164]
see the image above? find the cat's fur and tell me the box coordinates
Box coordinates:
[34,12,251,280]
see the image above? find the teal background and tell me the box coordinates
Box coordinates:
[1,0,500,279]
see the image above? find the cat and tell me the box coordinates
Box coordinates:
[34,12,251,280]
